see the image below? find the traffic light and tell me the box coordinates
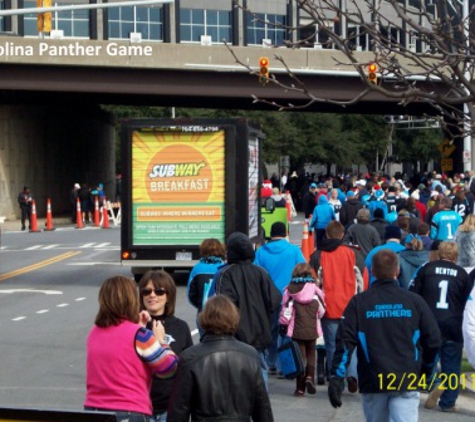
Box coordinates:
[367,63,378,85]
[259,57,269,85]
[37,0,52,32]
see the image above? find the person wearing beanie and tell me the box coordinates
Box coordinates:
[344,208,381,259]
[279,263,325,396]
[212,232,282,387]
[255,222,306,374]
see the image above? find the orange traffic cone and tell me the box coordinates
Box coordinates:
[29,200,41,233]
[44,198,55,231]
[93,196,100,227]
[285,191,292,221]
[102,197,110,229]
[307,215,316,255]
[301,221,310,262]
[76,197,84,229]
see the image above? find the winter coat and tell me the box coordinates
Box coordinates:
[309,238,368,319]
[254,239,306,293]
[340,198,363,228]
[309,195,336,231]
[187,257,225,312]
[370,218,388,243]
[455,228,475,269]
[344,223,381,259]
[213,232,282,350]
[463,284,475,368]
[332,278,441,393]
[167,335,273,422]
[279,283,325,339]
[397,249,429,289]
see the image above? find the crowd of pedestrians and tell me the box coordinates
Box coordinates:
[84,169,475,422]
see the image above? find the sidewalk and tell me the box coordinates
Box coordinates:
[1,216,82,232]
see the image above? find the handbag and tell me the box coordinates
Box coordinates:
[277,337,304,380]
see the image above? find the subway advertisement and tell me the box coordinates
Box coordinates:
[131,127,225,246]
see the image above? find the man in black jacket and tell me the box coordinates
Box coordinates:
[213,232,282,387]
[410,241,473,412]
[328,249,441,422]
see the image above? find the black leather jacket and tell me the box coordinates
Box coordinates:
[167,335,274,422]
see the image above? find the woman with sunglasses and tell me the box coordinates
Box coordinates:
[85,275,179,422]
[139,271,193,422]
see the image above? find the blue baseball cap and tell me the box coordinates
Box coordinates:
[347,191,355,198]
[310,183,317,189]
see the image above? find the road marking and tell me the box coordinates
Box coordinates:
[94,242,110,248]
[0,289,62,295]
[36,309,49,314]
[42,244,60,250]
[12,316,26,321]
[75,297,86,301]
[0,251,81,281]
[81,243,96,248]
[57,303,69,308]
[68,262,121,266]
[191,328,199,337]
[25,245,44,250]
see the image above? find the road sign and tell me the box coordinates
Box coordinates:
[438,139,456,158]
[441,158,453,171]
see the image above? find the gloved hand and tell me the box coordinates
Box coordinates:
[279,324,288,337]
[328,377,344,408]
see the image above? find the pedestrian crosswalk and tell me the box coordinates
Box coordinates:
[0,242,117,251]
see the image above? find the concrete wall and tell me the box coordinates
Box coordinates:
[0,105,116,220]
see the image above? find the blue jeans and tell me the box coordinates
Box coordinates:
[258,350,269,391]
[322,317,357,380]
[362,391,420,422]
[266,307,281,370]
[152,412,167,422]
[434,340,463,409]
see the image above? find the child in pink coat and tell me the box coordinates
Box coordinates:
[279,263,325,396]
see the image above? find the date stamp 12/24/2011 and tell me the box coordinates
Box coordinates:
[378,373,475,391]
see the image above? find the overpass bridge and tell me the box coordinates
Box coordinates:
[0,36,457,221]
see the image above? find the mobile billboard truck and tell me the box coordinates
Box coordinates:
[120,118,263,281]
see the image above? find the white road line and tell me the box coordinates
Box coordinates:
[25,245,43,250]
[36,310,49,314]
[191,329,199,337]
[56,303,69,308]
[75,297,86,301]
[68,262,122,266]
[80,243,96,248]
[12,316,26,321]
[42,244,59,250]
[94,243,110,248]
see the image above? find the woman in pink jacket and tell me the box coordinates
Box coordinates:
[280,263,325,397]
[85,275,179,422]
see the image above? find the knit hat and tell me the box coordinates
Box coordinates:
[310,183,317,189]
[417,183,426,190]
[270,222,287,238]
[373,208,385,219]
[347,191,356,198]
[385,225,401,240]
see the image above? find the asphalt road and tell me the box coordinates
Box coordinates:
[0,222,473,421]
